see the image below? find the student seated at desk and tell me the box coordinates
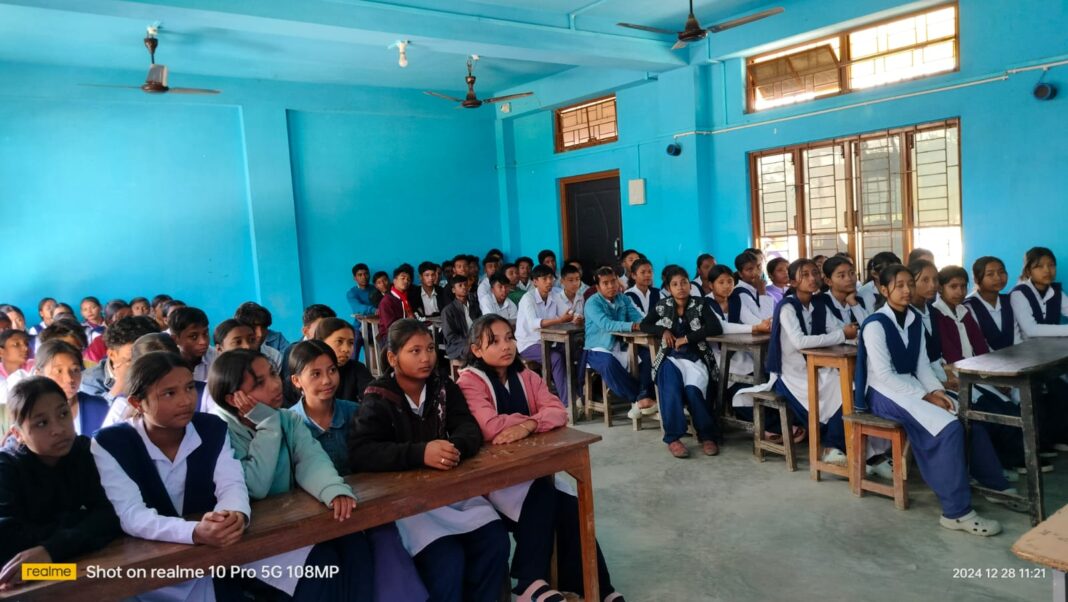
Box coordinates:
[909,259,947,381]
[458,315,624,602]
[34,341,108,437]
[130,297,151,318]
[480,274,519,321]
[617,249,641,291]
[369,271,390,309]
[555,264,586,317]
[378,264,416,350]
[689,253,716,298]
[79,296,105,345]
[729,251,774,324]
[565,258,590,298]
[441,276,483,362]
[765,258,789,305]
[857,251,901,310]
[516,265,574,408]
[349,319,509,602]
[168,307,217,383]
[738,259,856,467]
[585,266,656,420]
[511,257,535,299]
[84,300,132,364]
[640,265,723,458]
[964,256,1019,350]
[26,297,56,341]
[413,261,446,318]
[149,295,172,330]
[0,329,31,385]
[815,255,870,328]
[81,316,160,402]
[624,258,662,317]
[0,377,120,593]
[208,349,388,602]
[234,303,286,370]
[92,352,251,601]
[476,255,500,310]
[347,263,377,362]
[855,265,1024,537]
[314,318,373,404]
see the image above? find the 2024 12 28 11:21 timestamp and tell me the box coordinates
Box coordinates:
[952,567,1047,579]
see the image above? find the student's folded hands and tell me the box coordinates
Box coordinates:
[0,545,51,590]
[424,439,460,470]
[193,510,246,547]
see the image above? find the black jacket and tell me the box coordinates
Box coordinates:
[0,436,120,564]
[348,373,483,473]
[440,299,483,361]
[410,286,447,318]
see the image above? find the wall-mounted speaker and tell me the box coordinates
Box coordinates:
[666,143,682,156]
[1034,83,1057,101]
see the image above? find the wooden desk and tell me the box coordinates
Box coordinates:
[1,429,604,601]
[706,333,770,429]
[954,337,1068,525]
[801,344,857,482]
[355,315,381,377]
[540,322,585,425]
[612,331,661,431]
[1012,503,1068,600]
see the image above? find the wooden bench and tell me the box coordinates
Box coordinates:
[843,412,909,510]
[0,429,604,601]
[800,344,857,483]
[583,367,621,427]
[751,391,796,471]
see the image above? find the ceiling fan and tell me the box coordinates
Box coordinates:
[619,2,785,50]
[83,26,220,95]
[424,55,532,109]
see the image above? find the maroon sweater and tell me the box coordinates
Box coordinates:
[933,306,990,363]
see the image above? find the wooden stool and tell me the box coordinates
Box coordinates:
[751,391,796,471]
[844,413,909,510]
[583,367,618,427]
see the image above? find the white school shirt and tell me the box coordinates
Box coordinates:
[862,305,954,436]
[689,280,704,298]
[475,278,492,311]
[260,343,283,372]
[420,287,441,316]
[704,302,755,377]
[822,291,870,328]
[857,281,878,312]
[1009,278,1068,339]
[913,303,948,381]
[480,296,519,321]
[555,290,585,316]
[625,285,655,315]
[191,347,218,383]
[91,417,251,602]
[735,280,775,322]
[516,290,565,352]
[515,279,532,292]
[964,291,1022,345]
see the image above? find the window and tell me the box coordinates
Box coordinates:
[750,119,962,268]
[554,95,618,153]
[747,4,957,112]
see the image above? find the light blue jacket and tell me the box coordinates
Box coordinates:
[584,292,644,350]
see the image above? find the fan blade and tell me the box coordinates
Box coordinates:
[671,39,689,50]
[424,91,464,103]
[707,7,784,33]
[78,84,143,90]
[168,87,221,95]
[617,22,678,35]
[483,92,533,104]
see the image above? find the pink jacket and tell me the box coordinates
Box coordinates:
[457,366,568,442]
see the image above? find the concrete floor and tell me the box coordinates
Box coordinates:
[573,421,1063,602]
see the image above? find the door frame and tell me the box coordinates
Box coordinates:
[558,169,621,260]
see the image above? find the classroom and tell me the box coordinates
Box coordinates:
[1,0,1066,600]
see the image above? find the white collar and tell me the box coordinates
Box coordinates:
[933,298,965,321]
[967,290,1001,311]
[1024,279,1054,302]
[877,304,916,330]
[130,417,201,466]
[405,384,428,416]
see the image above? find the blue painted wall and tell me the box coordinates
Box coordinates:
[495,0,1068,282]
[0,62,502,334]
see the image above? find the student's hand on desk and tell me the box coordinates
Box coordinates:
[424,439,460,470]
[330,496,357,521]
[923,390,955,412]
[752,319,772,334]
[492,420,536,445]
[842,323,859,340]
[193,511,245,547]
[0,545,50,590]
[661,331,676,348]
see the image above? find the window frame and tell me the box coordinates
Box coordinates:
[553,94,619,154]
[745,2,959,113]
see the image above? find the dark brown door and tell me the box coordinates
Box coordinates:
[561,171,622,278]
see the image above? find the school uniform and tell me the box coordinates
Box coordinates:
[260,343,283,373]
[475,278,493,311]
[555,290,585,317]
[91,414,251,602]
[963,292,1020,350]
[263,329,290,354]
[457,365,618,599]
[855,305,1010,519]
[290,398,359,473]
[73,391,109,437]
[704,297,775,430]
[479,296,519,321]
[515,279,533,293]
[624,285,662,317]
[350,375,509,602]
[584,292,652,405]
[191,347,218,384]
[378,290,415,347]
[83,322,105,345]
[728,280,774,324]
[913,301,948,381]
[80,359,118,401]
[1010,279,1068,339]
[639,296,723,444]
[857,280,879,311]
[101,383,214,430]
[736,296,848,452]
[0,436,121,566]
[766,284,787,305]
[689,279,705,299]
[440,298,482,360]
[85,335,108,364]
[412,286,446,318]
[516,290,570,406]
[816,291,870,327]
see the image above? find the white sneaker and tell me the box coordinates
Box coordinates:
[821,448,848,466]
[627,403,642,420]
[1002,469,1020,483]
[939,510,1002,536]
[865,459,894,480]
[640,404,659,416]
[984,488,1030,513]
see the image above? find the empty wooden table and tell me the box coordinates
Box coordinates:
[706,332,770,429]
[0,428,604,601]
[1012,503,1068,600]
[954,337,1068,525]
[540,322,585,425]
[801,344,858,482]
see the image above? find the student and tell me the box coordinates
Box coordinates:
[168,307,216,383]
[347,263,378,317]
[52,302,76,323]
[370,271,390,308]
[81,316,159,402]
[476,256,500,309]
[440,260,455,287]
[84,300,133,364]
[854,265,1021,536]
[314,318,373,404]
[480,274,520,320]
[34,341,109,437]
[740,259,856,466]
[0,377,120,592]
[585,267,656,420]
[465,255,481,294]
[0,330,31,384]
[0,306,25,333]
[765,258,790,304]
[639,265,723,458]
[555,264,586,318]
[908,248,936,266]
[162,299,187,323]
[27,298,56,339]
[857,251,902,309]
[92,352,251,601]
[79,297,105,342]
[458,315,624,602]
[452,255,469,281]
[502,262,519,288]
[150,294,173,330]
[281,304,339,386]
[816,255,869,328]
[537,249,557,275]
[514,256,535,293]
[283,341,359,469]
[932,266,1037,475]
[376,264,414,346]
[964,256,1020,351]
[349,319,509,602]
[813,254,828,277]
[688,254,716,298]
[130,297,151,317]
[413,262,446,318]
[207,349,386,601]
[729,251,774,324]
[0,315,10,332]
[233,302,287,366]
[441,276,483,361]
[625,258,662,317]
[36,320,88,357]
[909,259,947,380]
[516,265,573,407]
[213,319,257,354]
[101,334,207,429]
